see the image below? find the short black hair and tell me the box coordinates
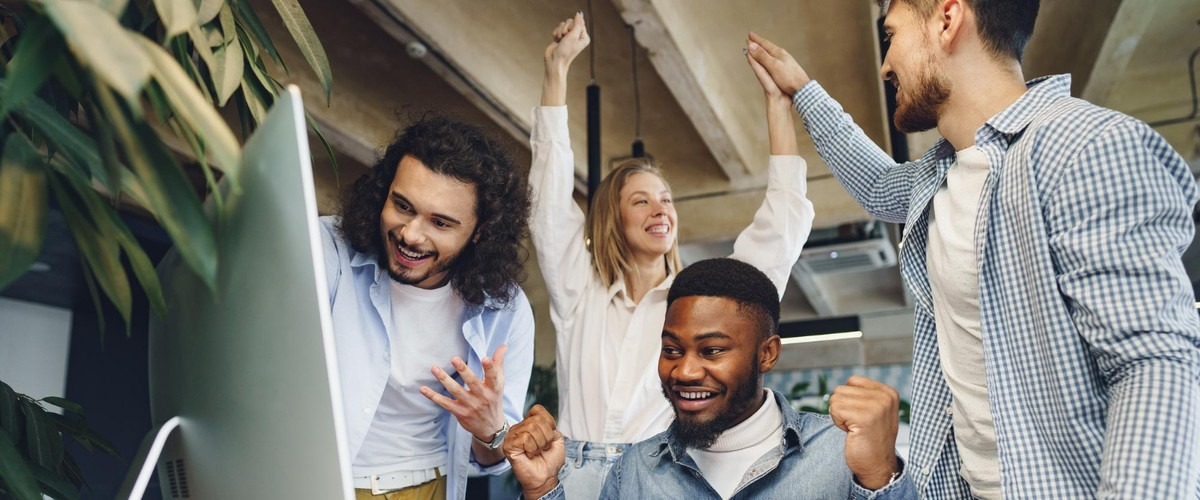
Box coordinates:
[336,115,531,307]
[667,258,779,339]
[882,0,1040,62]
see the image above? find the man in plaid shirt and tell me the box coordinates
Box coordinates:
[746,0,1200,497]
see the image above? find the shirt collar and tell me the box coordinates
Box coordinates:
[605,272,676,304]
[660,389,810,463]
[984,74,1072,137]
[924,74,1072,166]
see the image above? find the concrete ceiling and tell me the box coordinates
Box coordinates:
[249,0,1200,367]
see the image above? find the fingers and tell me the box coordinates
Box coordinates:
[484,344,507,389]
[431,364,469,399]
[745,49,776,90]
[505,405,559,458]
[419,385,456,411]
[748,32,786,58]
[567,11,587,41]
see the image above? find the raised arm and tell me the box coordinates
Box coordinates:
[746,32,919,224]
[726,43,815,297]
[529,13,593,331]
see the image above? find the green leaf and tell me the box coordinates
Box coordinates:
[0,431,40,500]
[217,2,236,44]
[232,0,285,70]
[268,0,331,103]
[211,30,244,106]
[77,257,108,339]
[5,80,115,192]
[38,398,82,415]
[306,111,338,186]
[45,414,121,460]
[29,462,80,500]
[196,0,222,25]
[92,86,219,294]
[134,35,241,177]
[49,172,133,330]
[20,399,64,470]
[0,135,49,290]
[0,17,65,119]
[0,381,20,444]
[152,0,199,39]
[41,0,153,106]
[60,453,84,489]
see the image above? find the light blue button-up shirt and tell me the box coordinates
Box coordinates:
[319,216,534,499]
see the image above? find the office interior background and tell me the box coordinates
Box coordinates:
[2,0,1198,497]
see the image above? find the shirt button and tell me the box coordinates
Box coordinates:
[945,406,953,415]
[362,406,371,415]
[922,466,931,476]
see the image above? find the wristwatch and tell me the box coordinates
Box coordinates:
[473,421,509,450]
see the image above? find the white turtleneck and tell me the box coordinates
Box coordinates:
[689,390,785,499]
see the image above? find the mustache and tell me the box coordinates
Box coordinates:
[388,231,437,257]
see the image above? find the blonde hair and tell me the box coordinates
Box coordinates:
[585,159,684,287]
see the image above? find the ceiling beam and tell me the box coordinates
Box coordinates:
[614,0,755,185]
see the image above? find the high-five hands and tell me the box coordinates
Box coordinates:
[420,345,509,456]
[504,405,565,500]
[745,32,813,96]
[829,375,903,490]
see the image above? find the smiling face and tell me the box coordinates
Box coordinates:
[618,172,677,263]
[659,295,779,449]
[880,1,951,133]
[378,155,478,289]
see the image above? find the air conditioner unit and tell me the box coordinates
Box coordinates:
[795,235,897,274]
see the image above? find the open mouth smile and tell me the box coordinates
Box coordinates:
[672,388,719,412]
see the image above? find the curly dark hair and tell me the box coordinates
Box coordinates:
[667,258,779,339]
[335,115,531,307]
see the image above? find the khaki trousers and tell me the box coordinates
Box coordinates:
[353,473,447,500]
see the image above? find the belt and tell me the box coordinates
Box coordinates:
[353,466,444,495]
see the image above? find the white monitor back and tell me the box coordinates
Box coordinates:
[147,86,351,499]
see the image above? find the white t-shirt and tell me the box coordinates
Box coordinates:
[690,390,785,499]
[926,145,1001,499]
[352,281,469,475]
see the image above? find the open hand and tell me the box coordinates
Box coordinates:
[504,404,565,499]
[745,32,812,96]
[829,375,901,490]
[420,345,508,444]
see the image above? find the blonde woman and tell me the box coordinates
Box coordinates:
[529,13,813,498]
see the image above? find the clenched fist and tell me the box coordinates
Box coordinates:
[504,405,565,499]
[829,375,902,490]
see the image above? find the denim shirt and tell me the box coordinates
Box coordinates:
[536,390,914,499]
[319,216,535,499]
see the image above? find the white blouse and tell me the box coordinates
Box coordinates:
[529,106,813,443]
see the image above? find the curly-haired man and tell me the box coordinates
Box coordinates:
[318,116,534,499]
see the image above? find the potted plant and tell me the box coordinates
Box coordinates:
[0,0,333,497]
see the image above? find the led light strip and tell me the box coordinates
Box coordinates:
[779,331,864,345]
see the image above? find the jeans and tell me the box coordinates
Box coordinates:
[559,438,631,500]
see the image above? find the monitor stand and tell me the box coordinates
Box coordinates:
[115,416,181,499]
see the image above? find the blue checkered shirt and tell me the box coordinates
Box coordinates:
[794,74,1200,498]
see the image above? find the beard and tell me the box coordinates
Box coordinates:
[379,232,460,286]
[893,61,950,134]
[668,360,763,450]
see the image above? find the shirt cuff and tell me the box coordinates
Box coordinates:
[850,457,913,500]
[531,106,569,143]
[519,482,566,500]
[791,80,827,116]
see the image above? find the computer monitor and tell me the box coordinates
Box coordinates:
[122,86,352,499]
